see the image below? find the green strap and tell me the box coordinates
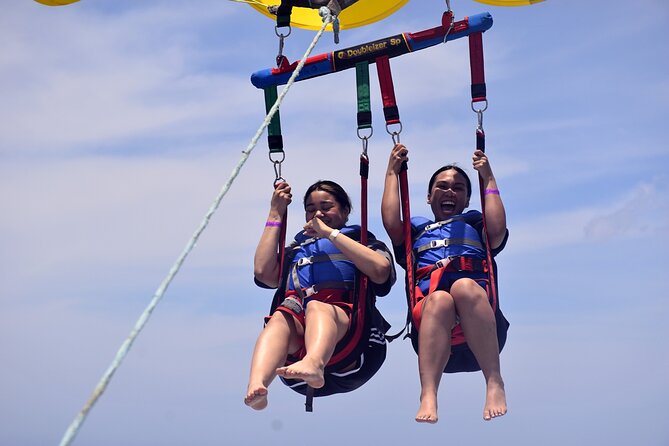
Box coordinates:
[355,61,372,130]
[264,86,284,153]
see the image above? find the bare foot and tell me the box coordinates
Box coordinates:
[244,385,268,410]
[483,379,507,421]
[276,358,324,389]
[415,393,439,424]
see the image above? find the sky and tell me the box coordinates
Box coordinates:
[1,0,668,445]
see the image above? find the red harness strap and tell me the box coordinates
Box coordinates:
[469,30,499,314]
[468,31,487,104]
[375,55,401,126]
[375,55,416,316]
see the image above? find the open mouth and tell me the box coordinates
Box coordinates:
[440,200,456,212]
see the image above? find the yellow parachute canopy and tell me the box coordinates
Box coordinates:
[34,0,80,5]
[472,0,545,6]
[246,0,409,31]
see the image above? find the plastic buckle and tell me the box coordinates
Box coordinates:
[297,257,313,267]
[429,239,446,249]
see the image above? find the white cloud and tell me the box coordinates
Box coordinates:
[506,177,669,254]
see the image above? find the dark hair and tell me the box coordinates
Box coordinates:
[303,180,352,214]
[427,165,472,199]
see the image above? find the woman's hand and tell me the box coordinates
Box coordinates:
[386,143,409,176]
[303,211,333,238]
[472,149,494,181]
[270,182,292,217]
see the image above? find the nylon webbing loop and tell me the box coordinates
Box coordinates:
[355,61,372,130]
[399,168,415,309]
[468,32,486,103]
[305,386,314,412]
[276,1,293,28]
[469,28,499,314]
[264,86,284,154]
[375,56,401,127]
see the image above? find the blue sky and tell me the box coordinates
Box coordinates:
[1,0,668,445]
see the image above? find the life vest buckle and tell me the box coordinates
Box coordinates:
[304,286,318,297]
[297,256,314,266]
[434,257,452,270]
[429,239,447,249]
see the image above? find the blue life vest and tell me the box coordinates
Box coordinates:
[286,225,359,295]
[412,211,486,294]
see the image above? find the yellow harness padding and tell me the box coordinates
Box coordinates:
[246,0,409,31]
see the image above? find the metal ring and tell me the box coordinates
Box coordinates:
[471,99,488,113]
[268,151,285,163]
[357,127,373,140]
[386,122,403,137]
[275,25,291,38]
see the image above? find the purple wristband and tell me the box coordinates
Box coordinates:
[265,220,282,227]
[484,188,500,196]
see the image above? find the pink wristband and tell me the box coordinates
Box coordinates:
[265,220,282,227]
[484,188,500,196]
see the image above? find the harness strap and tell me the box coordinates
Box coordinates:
[275,0,294,28]
[468,30,499,312]
[468,31,486,104]
[414,256,488,283]
[264,86,284,155]
[355,61,372,131]
[414,216,466,239]
[290,255,355,298]
[375,55,401,126]
[296,253,348,266]
[415,237,484,253]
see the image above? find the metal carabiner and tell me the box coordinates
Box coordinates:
[275,26,291,68]
[269,151,286,184]
[475,108,485,133]
[386,122,403,145]
[471,99,488,114]
[357,127,373,157]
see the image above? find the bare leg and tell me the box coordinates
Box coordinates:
[276,301,349,389]
[451,278,507,421]
[245,311,302,410]
[415,291,456,424]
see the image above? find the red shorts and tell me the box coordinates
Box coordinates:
[412,276,489,334]
[273,288,353,361]
[275,288,353,329]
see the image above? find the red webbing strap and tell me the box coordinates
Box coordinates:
[359,154,369,247]
[277,212,287,284]
[469,32,487,104]
[469,31,498,311]
[399,167,416,309]
[325,153,369,367]
[274,182,288,290]
[375,55,401,125]
[358,150,369,341]
[478,174,498,311]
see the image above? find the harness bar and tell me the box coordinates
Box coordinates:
[251,12,493,89]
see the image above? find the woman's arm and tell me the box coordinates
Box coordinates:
[381,143,409,246]
[253,182,292,288]
[472,150,507,250]
[306,217,391,285]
